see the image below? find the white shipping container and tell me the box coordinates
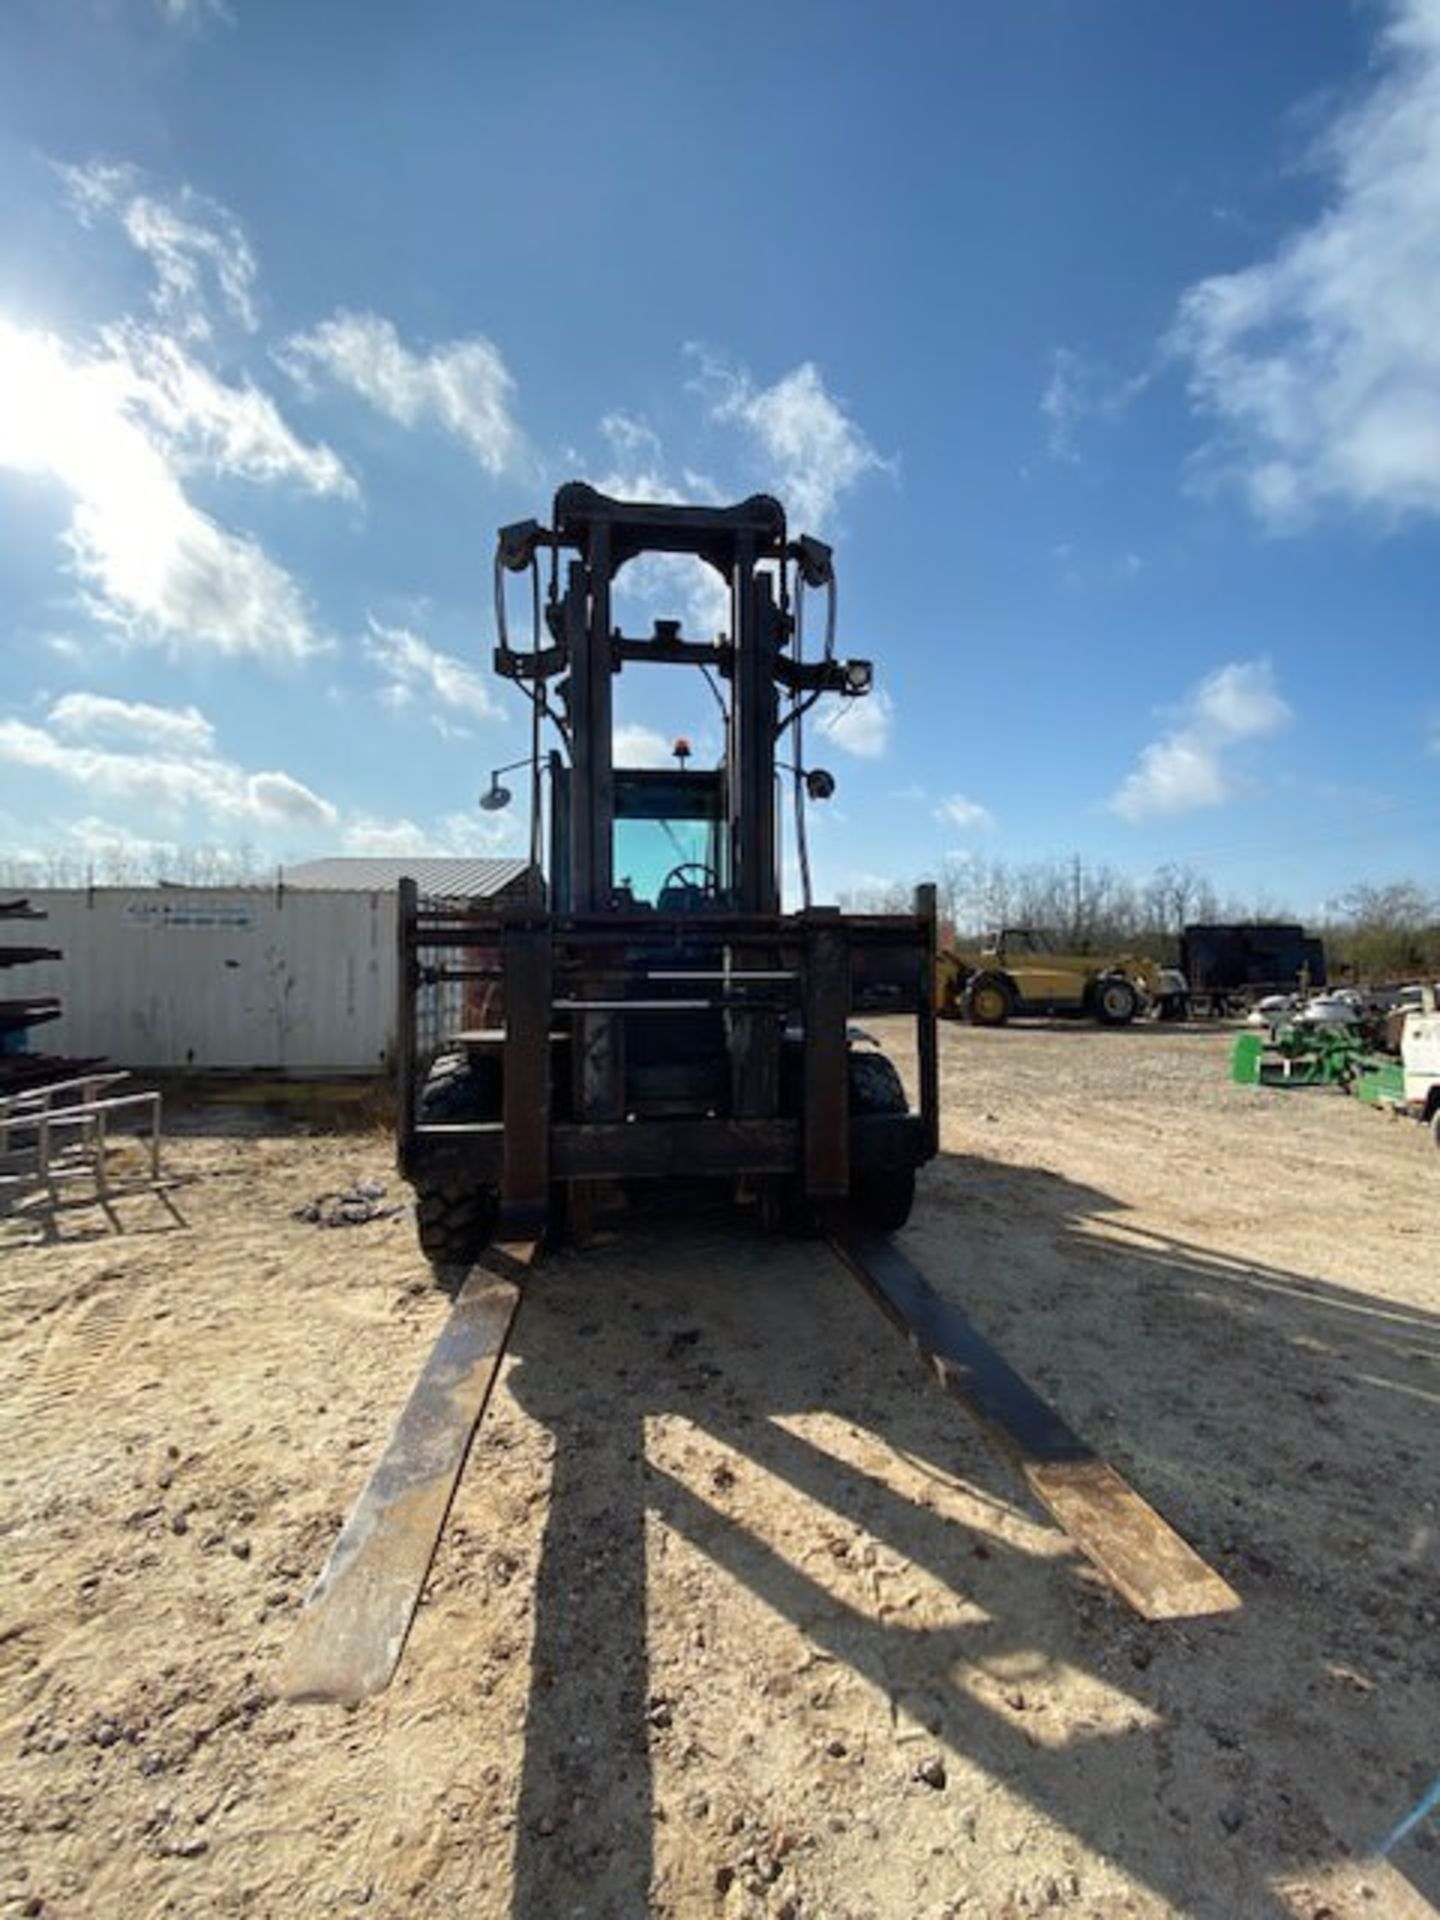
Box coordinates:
[15,888,398,1075]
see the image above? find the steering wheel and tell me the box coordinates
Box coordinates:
[659,861,719,906]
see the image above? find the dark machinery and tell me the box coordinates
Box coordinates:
[397,482,937,1260]
[282,486,1238,1707]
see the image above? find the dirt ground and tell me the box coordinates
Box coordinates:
[2,1019,1438,1920]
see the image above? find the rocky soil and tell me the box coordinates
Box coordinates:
[1,1019,1437,1920]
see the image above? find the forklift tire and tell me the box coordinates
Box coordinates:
[417,1050,501,1122]
[1093,977,1139,1026]
[847,1050,916,1234]
[415,1178,498,1272]
[412,1054,500,1273]
[965,974,1013,1028]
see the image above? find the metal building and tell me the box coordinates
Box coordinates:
[18,860,531,1076]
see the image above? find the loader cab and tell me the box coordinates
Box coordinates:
[549,761,730,913]
[984,929,1053,957]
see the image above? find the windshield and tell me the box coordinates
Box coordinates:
[614,815,716,906]
[611,769,726,908]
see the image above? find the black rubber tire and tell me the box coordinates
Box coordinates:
[417,1050,501,1121]
[848,1050,916,1234]
[415,1177,497,1269]
[1092,977,1139,1026]
[965,973,1013,1028]
[412,1053,499,1271]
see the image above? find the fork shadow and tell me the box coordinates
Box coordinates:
[498,1157,1440,1919]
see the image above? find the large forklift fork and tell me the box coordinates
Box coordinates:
[281,1216,1236,1705]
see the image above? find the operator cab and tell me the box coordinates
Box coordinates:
[614,768,728,912]
[983,928,1054,956]
[550,762,730,913]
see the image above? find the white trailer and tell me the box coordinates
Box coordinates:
[17,887,397,1076]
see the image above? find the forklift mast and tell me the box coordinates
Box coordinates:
[494,482,871,917]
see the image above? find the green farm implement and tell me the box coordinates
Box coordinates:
[1230,1026,1365,1088]
[1232,995,1440,1153]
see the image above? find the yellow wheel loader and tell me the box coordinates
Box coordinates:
[937,927,1170,1027]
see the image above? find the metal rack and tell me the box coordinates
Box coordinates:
[0,1070,169,1232]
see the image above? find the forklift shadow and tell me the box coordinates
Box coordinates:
[494,1157,1440,1920]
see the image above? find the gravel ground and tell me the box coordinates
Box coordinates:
[1,1019,1437,1920]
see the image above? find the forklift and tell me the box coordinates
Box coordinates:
[282,485,1238,1706]
[396,481,937,1261]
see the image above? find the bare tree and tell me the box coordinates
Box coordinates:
[0,843,275,890]
[1324,880,1439,980]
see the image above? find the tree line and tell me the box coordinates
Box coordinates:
[0,843,273,891]
[839,857,1440,983]
[3,844,1438,981]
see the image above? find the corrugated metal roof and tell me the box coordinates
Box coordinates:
[281,857,532,898]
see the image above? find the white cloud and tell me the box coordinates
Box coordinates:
[1,171,347,658]
[612,723,677,768]
[934,792,995,832]
[245,770,336,828]
[1040,347,1150,463]
[365,619,498,726]
[435,807,526,855]
[1041,348,1086,463]
[813,686,893,759]
[1110,659,1292,821]
[157,0,232,24]
[54,170,349,500]
[59,163,256,342]
[0,695,336,830]
[341,807,524,857]
[596,411,668,498]
[50,690,215,755]
[1173,1,1440,528]
[111,325,356,498]
[619,552,733,640]
[590,411,733,637]
[1189,659,1291,738]
[280,311,521,474]
[689,348,891,529]
[1111,735,1229,820]
[0,716,227,815]
[340,812,433,856]
[0,315,326,661]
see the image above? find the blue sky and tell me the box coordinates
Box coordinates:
[1,0,1437,913]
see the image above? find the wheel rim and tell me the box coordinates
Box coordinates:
[1102,984,1131,1017]
[974,985,1006,1022]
